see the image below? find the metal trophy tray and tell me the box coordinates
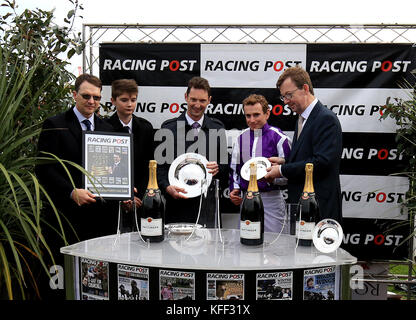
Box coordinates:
[312,219,343,253]
[165,223,203,235]
[240,157,271,181]
[168,153,212,198]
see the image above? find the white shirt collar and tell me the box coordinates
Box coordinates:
[119,117,132,132]
[300,98,318,122]
[73,106,95,130]
[185,112,204,127]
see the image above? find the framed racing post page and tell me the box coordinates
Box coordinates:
[82,131,133,200]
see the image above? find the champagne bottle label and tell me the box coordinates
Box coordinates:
[296,163,318,246]
[141,217,163,236]
[296,220,315,240]
[240,220,261,239]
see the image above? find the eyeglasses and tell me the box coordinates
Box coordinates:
[80,93,101,101]
[279,88,300,101]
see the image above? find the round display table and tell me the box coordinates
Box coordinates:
[60,228,356,300]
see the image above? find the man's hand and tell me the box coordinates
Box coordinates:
[133,196,143,208]
[122,188,143,211]
[268,157,285,166]
[264,165,282,183]
[71,188,96,206]
[229,188,243,206]
[166,185,188,199]
[206,161,219,176]
[121,196,142,211]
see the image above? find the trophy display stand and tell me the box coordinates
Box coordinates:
[116,200,137,235]
[64,155,354,301]
[61,227,356,300]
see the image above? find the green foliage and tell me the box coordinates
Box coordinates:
[381,73,416,246]
[383,84,416,171]
[1,0,84,156]
[0,0,84,299]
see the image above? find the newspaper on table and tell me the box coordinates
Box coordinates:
[80,258,109,300]
[159,270,195,300]
[303,265,337,300]
[256,271,293,300]
[117,264,149,300]
[206,273,245,300]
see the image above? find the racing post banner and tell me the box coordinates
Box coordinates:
[99,43,416,260]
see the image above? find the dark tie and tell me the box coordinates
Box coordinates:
[82,119,92,131]
[122,126,130,133]
[191,122,201,141]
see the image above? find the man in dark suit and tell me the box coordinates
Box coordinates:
[36,74,117,299]
[156,77,228,225]
[265,67,343,223]
[36,74,117,242]
[106,79,154,231]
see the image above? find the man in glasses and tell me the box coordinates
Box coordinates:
[36,73,117,299]
[36,74,117,242]
[265,67,343,224]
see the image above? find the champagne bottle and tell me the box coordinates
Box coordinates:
[296,163,319,246]
[240,162,264,246]
[140,160,165,242]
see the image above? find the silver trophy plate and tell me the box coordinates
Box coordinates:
[168,153,212,198]
[240,157,271,181]
[165,223,203,234]
[312,219,343,253]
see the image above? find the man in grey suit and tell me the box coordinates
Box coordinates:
[265,67,343,223]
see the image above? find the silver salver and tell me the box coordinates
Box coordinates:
[168,152,212,198]
[312,219,344,253]
[240,157,271,181]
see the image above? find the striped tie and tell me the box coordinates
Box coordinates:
[192,122,201,141]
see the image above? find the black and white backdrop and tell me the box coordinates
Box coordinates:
[99,43,415,260]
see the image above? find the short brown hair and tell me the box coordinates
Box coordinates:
[111,79,138,99]
[74,74,102,92]
[276,66,314,96]
[243,94,269,114]
[186,76,211,97]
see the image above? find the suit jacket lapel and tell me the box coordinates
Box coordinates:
[289,101,322,161]
[201,115,209,131]
[94,114,108,131]
[132,114,142,135]
[108,113,124,131]
[65,107,82,142]
[178,112,188,124]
